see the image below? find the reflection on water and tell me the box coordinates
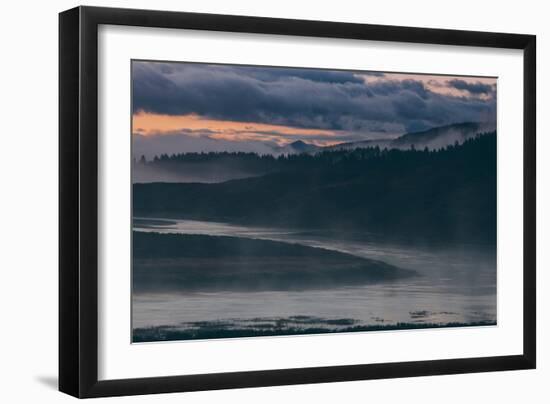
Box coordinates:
[132,218,496,336]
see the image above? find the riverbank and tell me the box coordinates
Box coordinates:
[133,231,416,293]
[133,319,497,342]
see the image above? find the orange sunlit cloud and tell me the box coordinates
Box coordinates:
[133,112,341,146]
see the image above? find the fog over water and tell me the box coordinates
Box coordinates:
[132,218,496,332]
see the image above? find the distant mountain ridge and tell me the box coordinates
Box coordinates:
[326,122,496,153]
[279,140,322,154]
[133,122,495,184]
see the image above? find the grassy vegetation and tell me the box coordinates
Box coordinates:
[133,320,497,342]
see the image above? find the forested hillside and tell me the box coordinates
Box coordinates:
[134,132,496,244]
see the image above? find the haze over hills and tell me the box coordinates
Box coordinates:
[279,122,497,154]
[134,133,497,243]
[133,122,495,183]
[277,140,322,155]
[327,122,496,152]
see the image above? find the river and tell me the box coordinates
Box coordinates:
[132,218,496,338]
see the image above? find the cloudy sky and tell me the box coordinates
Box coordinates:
[132,60,496,155]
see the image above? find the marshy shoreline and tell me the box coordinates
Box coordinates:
[133,319,497,343]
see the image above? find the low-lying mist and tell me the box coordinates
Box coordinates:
[132,161,264,183]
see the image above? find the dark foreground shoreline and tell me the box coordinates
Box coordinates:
[133,232,416,292]
[133,320,497,343]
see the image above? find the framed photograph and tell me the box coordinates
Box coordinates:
[59,6,536,398]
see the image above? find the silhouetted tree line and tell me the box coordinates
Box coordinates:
[134,133,497,244]
[136,132,495,174]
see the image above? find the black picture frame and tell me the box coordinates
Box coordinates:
[59,5,536,398]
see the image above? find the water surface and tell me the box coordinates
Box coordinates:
[132,218,496,339]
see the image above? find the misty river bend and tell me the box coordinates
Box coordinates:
[132,217,496,342]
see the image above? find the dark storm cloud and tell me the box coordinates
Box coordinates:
[368,79,429,99]
[447,79,495,95]
[132,62,496,134]
[235,66,365,84]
